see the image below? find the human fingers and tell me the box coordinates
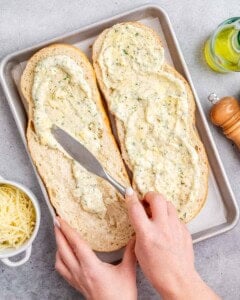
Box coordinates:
[167,201,178,219]
[57,217,98,266]
[167,202,190,235]
[144,192,168,224]
[55,225,80,273]
[55,250,73,282]
[122,238,136,272]
[125,187,149,234]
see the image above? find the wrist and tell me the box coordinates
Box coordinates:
[156,270,215,300]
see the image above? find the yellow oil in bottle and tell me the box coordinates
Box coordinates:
[204,17,240,72]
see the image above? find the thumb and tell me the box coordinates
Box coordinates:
[122,238,136,271]
[125,187,149,233]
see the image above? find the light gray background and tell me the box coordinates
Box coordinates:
[0,0,240,299]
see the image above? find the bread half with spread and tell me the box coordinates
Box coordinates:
[93,22,209,222]
[21,44,134,251]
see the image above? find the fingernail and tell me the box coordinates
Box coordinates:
[54,218,60,228]
[125,187,134,196]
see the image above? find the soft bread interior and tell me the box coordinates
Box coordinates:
[93,22,209,222]
[21,44,134,252]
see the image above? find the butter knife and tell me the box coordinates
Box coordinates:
[51,125,126,196]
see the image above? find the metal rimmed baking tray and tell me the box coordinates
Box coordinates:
[0,4,239,262]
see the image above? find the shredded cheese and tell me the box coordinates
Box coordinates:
[0,184,36,250]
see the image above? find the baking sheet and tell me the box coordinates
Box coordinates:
[11,16,227,236]
[0,5,239,261]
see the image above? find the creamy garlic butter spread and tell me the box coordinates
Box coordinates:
[98,24,202,217]
[32,55,106,216]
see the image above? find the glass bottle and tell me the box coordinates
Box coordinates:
[204,17,240,72]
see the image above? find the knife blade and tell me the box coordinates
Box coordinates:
[51,125,126,196]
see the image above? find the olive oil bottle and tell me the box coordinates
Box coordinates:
[204,17,240,72]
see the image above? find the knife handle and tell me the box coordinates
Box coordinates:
[105,172,126,196]
[105,172,153,218]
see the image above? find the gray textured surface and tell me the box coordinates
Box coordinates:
[0,0,240,299]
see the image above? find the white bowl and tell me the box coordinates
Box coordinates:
[0,176,40,267]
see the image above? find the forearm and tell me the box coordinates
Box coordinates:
[156,271,220,300]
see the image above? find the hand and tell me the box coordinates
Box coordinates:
[54,217,137,300]
[125,189,220,300]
